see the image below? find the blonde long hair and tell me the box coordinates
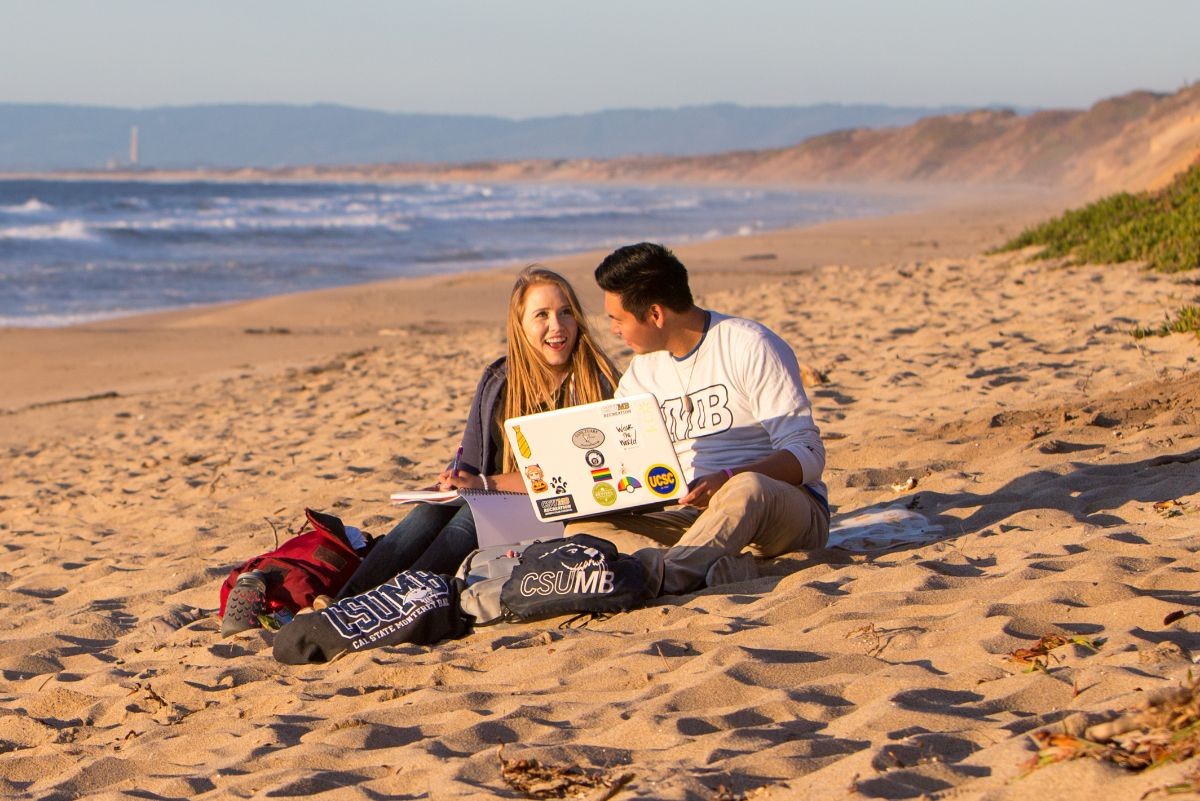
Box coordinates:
[500,266,619,472]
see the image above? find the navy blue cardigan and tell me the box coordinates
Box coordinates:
[455,357,509,477]
[454,356,615,477]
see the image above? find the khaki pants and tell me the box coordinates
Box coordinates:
[565,472,829,595]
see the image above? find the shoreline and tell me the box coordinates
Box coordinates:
[0,177,928,332]
[0,183,1067,418]
[0,176,974,333]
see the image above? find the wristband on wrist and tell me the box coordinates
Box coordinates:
[723,468,734,480]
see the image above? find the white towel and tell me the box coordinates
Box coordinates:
[827,505,943,552]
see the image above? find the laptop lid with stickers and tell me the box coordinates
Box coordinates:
[503,393,686,522]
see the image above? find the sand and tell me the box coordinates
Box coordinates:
[2,186,1199,800]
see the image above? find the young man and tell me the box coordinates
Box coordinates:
[566,242,829,595]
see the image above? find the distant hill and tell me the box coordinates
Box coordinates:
[0,102,975,170]
[296,85,1193,197]
[17,88,1197,198]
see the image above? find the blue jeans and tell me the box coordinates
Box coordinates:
[335,503,478,599]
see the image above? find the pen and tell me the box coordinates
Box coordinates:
[451,444,463,478]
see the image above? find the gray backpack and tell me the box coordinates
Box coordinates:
[455,539,541,625]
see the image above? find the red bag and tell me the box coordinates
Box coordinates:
[219,508,369,616]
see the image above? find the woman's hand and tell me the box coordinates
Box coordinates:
[436,469,485,491]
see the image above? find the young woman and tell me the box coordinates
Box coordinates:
[333,266,619,598]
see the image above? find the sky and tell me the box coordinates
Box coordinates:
[2,1,1197,118]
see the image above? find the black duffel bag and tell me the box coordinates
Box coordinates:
[499,533,655,622]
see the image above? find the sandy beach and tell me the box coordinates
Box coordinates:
[2,185,1199,800]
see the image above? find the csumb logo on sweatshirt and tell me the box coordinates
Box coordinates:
[661,383,733,442]
[323,571,450,645]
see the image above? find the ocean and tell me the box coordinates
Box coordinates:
[0,179,903,327]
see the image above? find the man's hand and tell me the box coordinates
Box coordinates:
[680,471,732,509]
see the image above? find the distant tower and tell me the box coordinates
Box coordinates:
[129,126,139,166]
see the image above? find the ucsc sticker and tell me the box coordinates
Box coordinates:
[645,464,679,497]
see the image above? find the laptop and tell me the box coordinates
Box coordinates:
[503,393,687,522]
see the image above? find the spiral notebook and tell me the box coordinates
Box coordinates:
[389,487,563,547]
[503,393,686,522]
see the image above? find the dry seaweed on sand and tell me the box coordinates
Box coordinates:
[1007,633,1101,672]
[711,785,770,801]
[498,743,635,800]
[1153,499,1191,519]
[1024,675,1200,778]
[845,622,922,658]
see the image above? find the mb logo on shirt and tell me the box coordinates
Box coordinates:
[662,384,732,441]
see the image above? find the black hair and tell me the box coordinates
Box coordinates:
[594,242,694,320]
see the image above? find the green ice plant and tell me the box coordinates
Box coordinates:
[994,159,1200,338]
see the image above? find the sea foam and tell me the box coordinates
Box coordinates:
[0,220,96,242]
[1,198,54,214]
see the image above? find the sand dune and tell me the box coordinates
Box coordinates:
[2,202,1198,799]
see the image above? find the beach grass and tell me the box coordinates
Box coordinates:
[1133,303,1200,339]
[994,160,1200,338]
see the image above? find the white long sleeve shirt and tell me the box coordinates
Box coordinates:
[616,310,827,506]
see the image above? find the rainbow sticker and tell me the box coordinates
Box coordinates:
[645,464,679,497]
[617,476,642,493]
[590,467,613,482]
